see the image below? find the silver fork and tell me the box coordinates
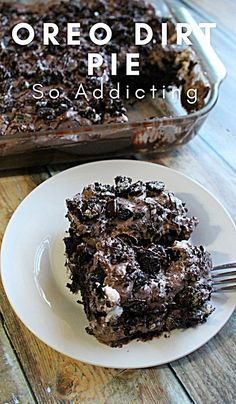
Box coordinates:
[212,263,236,292]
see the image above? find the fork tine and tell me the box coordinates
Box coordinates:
[212,262,236,271]
[212,263,236,292]
[213,285,236,292]
[213,277,236,285]
[212,270,236,278]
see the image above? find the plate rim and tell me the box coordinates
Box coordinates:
[1,159,236,368]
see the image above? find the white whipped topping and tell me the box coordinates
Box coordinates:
[150,278,167,297]
[102,285,123,322]
[114,262,128,275]
[175,240,190,249]
[103,285,120,304]
[66,109,77,118]
[105,306,123,322]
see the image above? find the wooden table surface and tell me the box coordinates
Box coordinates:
[0,1,236,403]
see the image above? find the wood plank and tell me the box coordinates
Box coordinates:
[182,0,236,171]
[101,367,191,404]
[0,321,35,404]
[0,168,49,240]
[171,311,236,404]
[185,0,236,37]
[156,137,236,218]
[0,167,191,403]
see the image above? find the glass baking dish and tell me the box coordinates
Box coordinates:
[0,0,226,170]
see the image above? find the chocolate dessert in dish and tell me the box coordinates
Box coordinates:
[64,177,214,347]
[0,0,209,136]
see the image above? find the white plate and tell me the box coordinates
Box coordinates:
[1,160,236,369]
